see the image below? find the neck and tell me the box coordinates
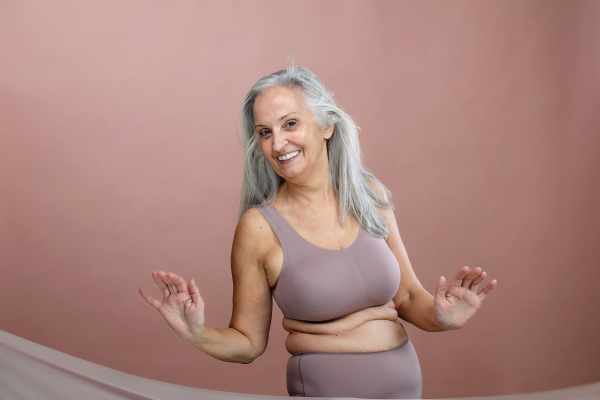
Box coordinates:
[278,168,336,208]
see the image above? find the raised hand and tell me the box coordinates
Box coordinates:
[433,266,497,330]
[139,271,205,341]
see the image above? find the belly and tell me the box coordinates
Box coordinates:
[283,301,409,354]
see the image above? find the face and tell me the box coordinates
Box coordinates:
[253,86,334,183]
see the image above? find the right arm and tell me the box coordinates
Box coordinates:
[139,208,274,364]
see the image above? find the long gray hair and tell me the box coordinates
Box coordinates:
[238,67,393,238]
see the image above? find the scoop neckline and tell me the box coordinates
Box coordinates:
[264,203,363,252]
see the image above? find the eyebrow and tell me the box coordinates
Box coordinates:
[255,112,299,128]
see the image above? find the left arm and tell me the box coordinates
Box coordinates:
[381,206,497,332]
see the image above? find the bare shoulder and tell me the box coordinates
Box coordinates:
[232,207,277,265]
[235,207,273,243]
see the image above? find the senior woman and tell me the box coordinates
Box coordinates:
[139,67,497,399]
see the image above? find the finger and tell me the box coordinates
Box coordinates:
[449,266,469,289]
[139,287,161,309]
[157,270,177,295]
[168,273,189,294]
[469,271,487,292]
[189,278,204,306]
[477,279,498,302]
[152,271,170,298]
[160,271,179,294]
[461,267,482,288]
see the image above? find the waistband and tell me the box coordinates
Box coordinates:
[289,340,413,357]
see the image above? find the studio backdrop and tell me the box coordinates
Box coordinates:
[1,0,599,398]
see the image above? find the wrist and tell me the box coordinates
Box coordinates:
[433,314,464,332]
[182,323,209,346]
[432,304,461,332]
[438,321,459,331]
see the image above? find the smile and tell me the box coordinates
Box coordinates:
[277,150,300,161]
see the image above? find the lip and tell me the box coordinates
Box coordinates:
[277,150,301,164]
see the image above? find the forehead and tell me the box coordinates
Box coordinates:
[253,86,308,122]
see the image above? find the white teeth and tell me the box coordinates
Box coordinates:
[278,150,299,161]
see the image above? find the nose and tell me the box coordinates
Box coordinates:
[271,129,287,153]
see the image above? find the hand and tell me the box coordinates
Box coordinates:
[433,266,497,330]
[139,271,205,341]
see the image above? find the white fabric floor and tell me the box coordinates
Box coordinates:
[1,330,598,400]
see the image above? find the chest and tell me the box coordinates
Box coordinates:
[262,216,361,288]
[272,231,401,321]
[257,204,401,321]
[285,212,361,251]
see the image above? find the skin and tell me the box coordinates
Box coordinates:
[139,85,497,363]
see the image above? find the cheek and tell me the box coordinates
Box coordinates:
[258,140,271,156]
[290,128,310,146]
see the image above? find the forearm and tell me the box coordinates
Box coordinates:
[184,323,263,364]
[397,288,448,332]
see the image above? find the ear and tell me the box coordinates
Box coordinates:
[324,125,334,140]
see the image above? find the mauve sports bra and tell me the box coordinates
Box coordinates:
[257,204,401,322]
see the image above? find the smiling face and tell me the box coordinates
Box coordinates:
[253,85,334,184]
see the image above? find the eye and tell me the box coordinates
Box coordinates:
[285,120,297,129]
[257,129,271,138]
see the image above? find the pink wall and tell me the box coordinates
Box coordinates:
[1,0,599,397]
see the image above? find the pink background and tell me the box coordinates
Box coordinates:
[1,0,599,398]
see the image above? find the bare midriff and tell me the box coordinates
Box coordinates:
[282,300,409,354]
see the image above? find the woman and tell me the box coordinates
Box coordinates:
[139,67,497,399]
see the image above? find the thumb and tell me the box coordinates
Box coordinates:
[435,276,446,301]
[188,278,204,306]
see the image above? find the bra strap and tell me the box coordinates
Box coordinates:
[256,204,293,249]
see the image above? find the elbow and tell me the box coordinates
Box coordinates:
[237,345,266,364]
[393,291,412,319]
[237,352,261,364]
[228,353,258,364]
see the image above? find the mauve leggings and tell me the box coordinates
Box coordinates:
[286,341,422,399]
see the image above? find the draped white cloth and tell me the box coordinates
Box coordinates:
[1,330,599,400]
